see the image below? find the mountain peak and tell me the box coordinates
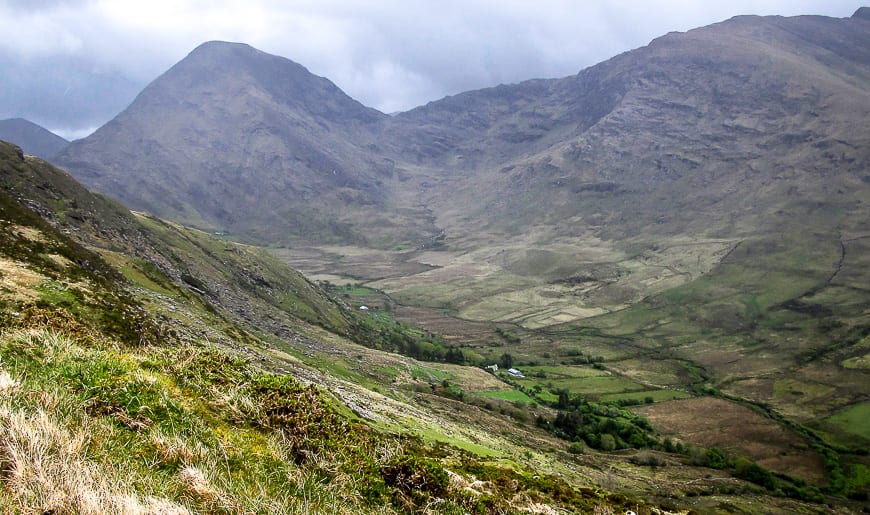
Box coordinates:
[193,40,255,51]
[56,41,387,243]
[186,40,285,67]
[161,40,382,122]
[853,6,870,20]
[175,40,308,80]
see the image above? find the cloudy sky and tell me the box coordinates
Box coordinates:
[0,0,862,138]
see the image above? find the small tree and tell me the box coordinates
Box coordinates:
[499,352,514,369]
[557,389,570,410]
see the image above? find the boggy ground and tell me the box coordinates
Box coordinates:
[635,397,827,483]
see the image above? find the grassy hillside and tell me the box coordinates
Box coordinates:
[2,142,659,513]
[2,320,646,514]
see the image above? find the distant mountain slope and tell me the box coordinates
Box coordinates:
[57,13,870,252]
[56,41,437,247]
[402,12,870,243]
[0,118,68,160]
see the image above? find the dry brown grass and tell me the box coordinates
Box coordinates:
[635,397,827,483]
[4,308,100,346]
[9,225,49,244]
[148,431,208,469]
[0,258,44,302]
[0,363,189,514]
[0,405,189,514]
[178,466,226,507]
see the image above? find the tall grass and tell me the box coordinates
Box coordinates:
[0,371,189,513]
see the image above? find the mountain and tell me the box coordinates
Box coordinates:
[57,11,869,318]
[393,11,870,239]
[362,10,870,317]
[57,13,870,251]
[0,118,68,159]
[7,11,870,510]
[55,41,439,247]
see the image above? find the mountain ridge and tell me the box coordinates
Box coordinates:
[56,12,870,249]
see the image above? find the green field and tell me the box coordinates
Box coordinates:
[514,365,648,400]
[411,364,450,382]
[336,283,382,296]
[477,389,536,404]
[823,402,870,442]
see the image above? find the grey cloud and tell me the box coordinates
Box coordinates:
[1,0,91,13]
[0,0,862,134]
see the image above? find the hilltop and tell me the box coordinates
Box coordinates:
[0,118,68,160]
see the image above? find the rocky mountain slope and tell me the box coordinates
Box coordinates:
[404,11,870,242]
[1,139,352,341]
[0,118,68,160]
[357,10,870,324]
[55,41,437,247]
[56,11,870,252]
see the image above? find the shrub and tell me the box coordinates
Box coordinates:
[704,448,730,469]
[733,458,777,491]
[630,451,665,467]
[381,454,449,506]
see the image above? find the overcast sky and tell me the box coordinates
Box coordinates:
[0,0,862,138]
